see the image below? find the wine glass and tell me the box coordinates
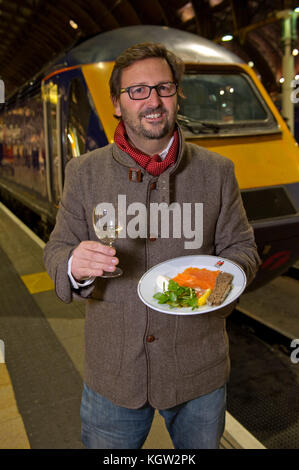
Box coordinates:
[92,205,123,278]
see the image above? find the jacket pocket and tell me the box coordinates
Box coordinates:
[174,314,228,377]
[85,299,124,376]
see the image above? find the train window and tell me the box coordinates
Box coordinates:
[0,87,47,198]
[178,73,278,136]
[241,187,297,221]
[66,78,91,159]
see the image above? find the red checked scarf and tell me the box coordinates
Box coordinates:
[114,120,178,176]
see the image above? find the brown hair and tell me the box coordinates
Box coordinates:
[109,42,185,100]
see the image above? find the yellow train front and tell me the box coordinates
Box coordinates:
[1,25,299,290]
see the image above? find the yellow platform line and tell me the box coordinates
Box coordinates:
[0,364,30,449]
[21,271,54,294]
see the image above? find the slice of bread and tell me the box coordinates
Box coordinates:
[206,272,233,306]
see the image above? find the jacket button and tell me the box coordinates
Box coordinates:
[146,335,155,343]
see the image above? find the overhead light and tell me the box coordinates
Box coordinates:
[219,89,225,95]
[221,34,233,42]
[248,61,254,67]
[295,74,299,80]
[292,48,299,56]
[209,0,224,6]
[69,19,79,30]
[279,77,285,83]
[177,2,195,23]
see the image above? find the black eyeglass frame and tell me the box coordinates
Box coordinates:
[119,81,178,100]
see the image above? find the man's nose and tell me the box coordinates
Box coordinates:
[147,88,163,106]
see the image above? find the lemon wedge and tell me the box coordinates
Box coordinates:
[197,289,211,306]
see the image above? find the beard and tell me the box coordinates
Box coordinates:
[120,104,176,140]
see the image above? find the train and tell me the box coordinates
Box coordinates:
[0,25,299,291]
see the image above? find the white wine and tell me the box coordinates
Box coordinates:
[94,224,123,246]
[92,204,124,277]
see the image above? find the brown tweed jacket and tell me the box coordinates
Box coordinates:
[43,127,260,409]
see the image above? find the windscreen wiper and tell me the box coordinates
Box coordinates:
[177,114,220,134]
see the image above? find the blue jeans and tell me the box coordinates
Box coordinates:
[80,383,226,449]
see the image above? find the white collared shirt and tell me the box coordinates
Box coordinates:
[159,135,174,161]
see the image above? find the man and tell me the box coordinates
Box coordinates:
[43,42,260,449]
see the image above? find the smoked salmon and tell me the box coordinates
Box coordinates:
[172,267,220,290]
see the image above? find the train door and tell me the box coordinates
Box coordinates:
[64,73,108,166]
[42,69,108,205]
[42,80,63,206]
[65,77,91,160]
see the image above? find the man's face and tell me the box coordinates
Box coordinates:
[113,57,178,144]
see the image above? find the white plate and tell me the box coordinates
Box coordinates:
[137,255,247,315]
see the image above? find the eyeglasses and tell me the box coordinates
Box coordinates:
[120,82,178,100]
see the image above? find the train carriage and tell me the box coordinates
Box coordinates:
[0,25,299,290]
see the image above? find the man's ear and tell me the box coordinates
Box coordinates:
[112,96,122,118]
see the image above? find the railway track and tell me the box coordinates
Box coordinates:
[226,266,299,449]
[235,264,299,343]
[232,265,299,361]
[231,308,294,356]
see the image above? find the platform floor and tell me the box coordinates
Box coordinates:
[238,275,299,339]
[0,202,264,449]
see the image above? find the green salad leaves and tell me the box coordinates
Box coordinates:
[153,279,198,310]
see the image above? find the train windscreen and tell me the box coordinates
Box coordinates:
[178,73,279,137]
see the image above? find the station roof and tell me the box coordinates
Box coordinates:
[0,0,298,98]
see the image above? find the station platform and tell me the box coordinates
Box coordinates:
[238,270,299,341]
[0,202,265,450]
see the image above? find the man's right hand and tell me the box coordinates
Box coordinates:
[71,241,119,281]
